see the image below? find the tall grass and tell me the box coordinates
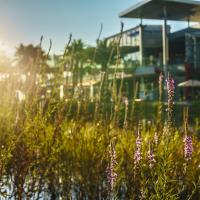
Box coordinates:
[0,34,199,199]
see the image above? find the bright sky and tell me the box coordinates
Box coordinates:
[0,0,198,55]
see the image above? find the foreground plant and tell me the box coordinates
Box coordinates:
[106,142,118,199]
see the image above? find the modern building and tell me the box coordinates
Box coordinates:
[106,25,170,67]
[105,0,200,101]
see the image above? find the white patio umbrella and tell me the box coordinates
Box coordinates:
[178,80,200,87]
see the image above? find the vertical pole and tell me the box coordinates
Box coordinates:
[193,36,197,69]
[163,6,169,80]
[139,24,143,66]
[162,6,169,102]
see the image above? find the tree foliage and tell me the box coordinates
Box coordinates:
[15,44,48,73]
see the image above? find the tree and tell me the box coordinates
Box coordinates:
[95,40,114,72]
[64,39,87,89]
[89,39,134,72]
[15,44,48,74]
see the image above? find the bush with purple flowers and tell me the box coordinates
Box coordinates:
[0,41,199,200]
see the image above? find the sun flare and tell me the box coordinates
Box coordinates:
[0,40,14,58]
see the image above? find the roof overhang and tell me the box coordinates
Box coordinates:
[178,79,200,87]
[119,0,200,22]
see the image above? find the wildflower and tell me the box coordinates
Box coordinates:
[166,75,175,95]
[183,135,193,161]
[147,145,156,168]
[157,73,164,127]
[134,135,142,168]
[166,75,175,115]
[106,144,118,191]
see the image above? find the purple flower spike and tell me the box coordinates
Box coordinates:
[134,135,142,168]
[167,76,175,93]
[166,75,175,115]
[147,147,156,169]
[106,144,118,191]
[183,136,193,161]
